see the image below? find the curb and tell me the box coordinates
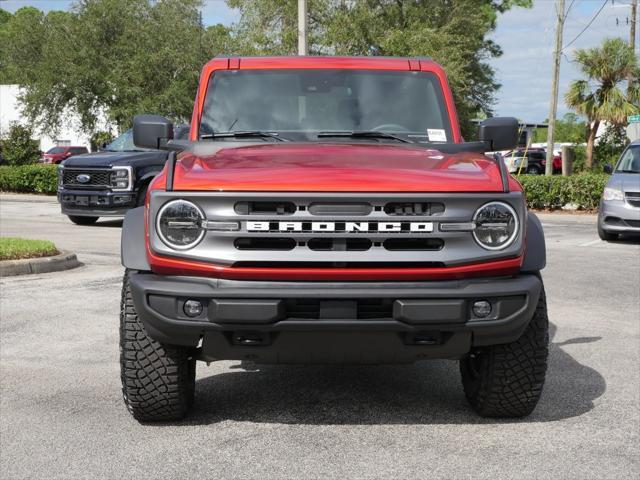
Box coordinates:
[0,251,82,277]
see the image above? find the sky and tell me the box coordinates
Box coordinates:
[1,0,637,123]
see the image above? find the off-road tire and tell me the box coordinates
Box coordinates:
[68,215,98,225]
[526,165,541,175]
[597,222,618,241]
[120,270,196,422]
[460,286,549,417]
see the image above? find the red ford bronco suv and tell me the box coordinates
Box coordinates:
[120,56,548,422]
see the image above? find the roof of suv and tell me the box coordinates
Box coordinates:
[203,55,439,72]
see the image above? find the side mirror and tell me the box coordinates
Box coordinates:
[478,117,519,152]
[133,114,174,149]
[603,164,613,174]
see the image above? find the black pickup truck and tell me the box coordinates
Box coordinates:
[57,126,188,225]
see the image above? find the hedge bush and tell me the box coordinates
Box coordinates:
[0,165,58,194]
[0,123,41,166]
[517,173,608,210]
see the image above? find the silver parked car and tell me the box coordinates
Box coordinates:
[598,140,640,240]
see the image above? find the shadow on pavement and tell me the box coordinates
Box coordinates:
[610,234,640,245]
[96,219,124,228]
[176,321,605,426]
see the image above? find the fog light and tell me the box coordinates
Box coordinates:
[472,300,492,318]
[183,300,203,317]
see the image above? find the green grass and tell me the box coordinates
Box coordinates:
[0,237,59,261]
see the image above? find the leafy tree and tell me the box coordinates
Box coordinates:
[565,38,639,169]
[90,131,115,152]
[593,124,628,170]
[0,123,41,166]
[532,113,586,144]
[1,1,232,135]
[228,0,532,137]
[0,8,14,83]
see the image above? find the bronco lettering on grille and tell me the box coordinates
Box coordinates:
[246,221,434,233]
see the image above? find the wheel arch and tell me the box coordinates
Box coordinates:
[121,206,151,271]
[522,212,546,272]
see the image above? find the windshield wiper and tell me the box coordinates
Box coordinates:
[317,131,412,143]
[619,169,640,174]
[201,131,287,142]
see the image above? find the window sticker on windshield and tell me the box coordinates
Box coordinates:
[427,129,447,142]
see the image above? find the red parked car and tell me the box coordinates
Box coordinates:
[42,146,88,164]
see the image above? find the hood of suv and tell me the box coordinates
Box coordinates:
[172,143,505,192]
[608,172,640,193]
[61,150,167,168]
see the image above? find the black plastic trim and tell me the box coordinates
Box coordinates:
[165,151,176,191]
[128,272,542,356]
[522,213,546,272]
[121,207,151,270]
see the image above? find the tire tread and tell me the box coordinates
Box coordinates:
[460,287,549,417]
[119,270,195,422]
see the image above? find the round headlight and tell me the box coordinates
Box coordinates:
[157,199,205,250]
[472,202,519,250]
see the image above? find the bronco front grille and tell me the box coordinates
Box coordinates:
[62,168,112,188]
[148,191,526,269]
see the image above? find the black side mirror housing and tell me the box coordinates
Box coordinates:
[603,164,613,174]
[478,117,519,152]
[133,114,174,150]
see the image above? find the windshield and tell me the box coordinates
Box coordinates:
[47,147,66,154]
[200,69,452,142]
[615,145,640,173]
[104,129,149,152]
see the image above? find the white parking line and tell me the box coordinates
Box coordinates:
[579,239,603,247]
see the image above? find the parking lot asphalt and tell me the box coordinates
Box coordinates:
[1,193,639,480]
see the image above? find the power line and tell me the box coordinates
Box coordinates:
[562,0,609,50]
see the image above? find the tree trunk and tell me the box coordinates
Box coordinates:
[585,120,599,170]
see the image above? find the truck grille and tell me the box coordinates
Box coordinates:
[625,192,640,208]
[62,169,111,188]
[148,192,526,269]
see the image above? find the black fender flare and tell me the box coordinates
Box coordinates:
[121,207,150,271]
[522,212,546,272]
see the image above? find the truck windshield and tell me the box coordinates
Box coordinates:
[104,129,150,152]
[615,145,640,173]
[200,69,452,143]
[47,147,66,154]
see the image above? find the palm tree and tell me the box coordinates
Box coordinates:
[565,38,639,169]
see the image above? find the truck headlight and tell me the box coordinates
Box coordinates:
[110,167,132,191]
[472,202,519,250]
[602,187,623,201]
[157,199,205,250]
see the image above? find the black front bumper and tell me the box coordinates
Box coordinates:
[128,272,542,364]
[58,189,136,216]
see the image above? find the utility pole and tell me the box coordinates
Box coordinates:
[298,0,308,56]
[545,0,566,176]
[630,0,637,96]
[631,0,638,51]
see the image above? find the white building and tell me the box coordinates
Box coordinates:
[0,84,112,152]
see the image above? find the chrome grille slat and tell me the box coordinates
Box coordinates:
[625,192,640,208]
